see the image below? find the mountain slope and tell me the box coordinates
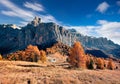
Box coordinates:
[68,29,120,58]
[0,17,120,58]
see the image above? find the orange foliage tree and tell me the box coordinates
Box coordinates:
[69,41,87,68]
[7,45,41,62]
[96,58,104,69]
[25,45,40,55]
[39,50,47,63]
[86,54,98,69]
[0,54,2,60]
[25,45,40,62]
[107,59,115,70]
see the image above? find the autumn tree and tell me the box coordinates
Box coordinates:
[25,45,40,62]
[39,50,47,63]
[88,58,94,69]
[107,59,115,70]
[69,41,86,68]
[0,54,2,60]
[96,58,104,69]
[7,45,40,62]
[25,45,40,55]
[86,54,97,69]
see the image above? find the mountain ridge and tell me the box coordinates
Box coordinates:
[0,17,120,58]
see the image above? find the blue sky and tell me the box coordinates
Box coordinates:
[0,0,120,44]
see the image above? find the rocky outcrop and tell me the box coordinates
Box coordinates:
[28,16,41,27]
[0,17,75,55]
[20,21,76,49]
[0,17,120,58]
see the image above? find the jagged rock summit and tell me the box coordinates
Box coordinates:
[28,16,41,27]
[0,17,120,58]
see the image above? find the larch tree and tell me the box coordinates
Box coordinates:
[0,54,2,60]
[39,50,47,63]
[69,41,87,68]
[88,58,94,69]
[25,45,40,62]
[107,59,115,70]
[96,58,104,69]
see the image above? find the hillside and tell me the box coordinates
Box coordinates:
[0,60,120,84]
[69,29,120,58]
[0,17,120,58]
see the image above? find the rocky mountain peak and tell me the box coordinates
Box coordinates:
[29,16,41,27]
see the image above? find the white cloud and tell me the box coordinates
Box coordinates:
[0,0,34,21]
[0,0,60,26]
[24,2,44,12]
[64,25,100,37]
[97,20,108,25]
[39,14,61,24]
[1,10,18,17]
[97,21,120,44]
[96,2,110,13]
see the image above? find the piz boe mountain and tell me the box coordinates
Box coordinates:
[0,17,120,58]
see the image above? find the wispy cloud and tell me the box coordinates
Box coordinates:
[64,20,120,44]
[0,0,60,26]
[24,2,44,12]
[97,20,108,25]
[0,0,34,21]
[1,11,18,17]
[96,2,110,13]
[38,14,61,24]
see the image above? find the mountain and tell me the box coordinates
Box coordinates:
[0,17,75,55]
[68,29,120,58]
[0,17,120,58]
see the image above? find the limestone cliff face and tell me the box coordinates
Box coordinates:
[20,22,75,49]
[0,17,75,54]
[0,17,120,58]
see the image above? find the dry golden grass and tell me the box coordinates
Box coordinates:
[0,60,120,84]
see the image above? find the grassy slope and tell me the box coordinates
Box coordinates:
[0,61,120,84]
